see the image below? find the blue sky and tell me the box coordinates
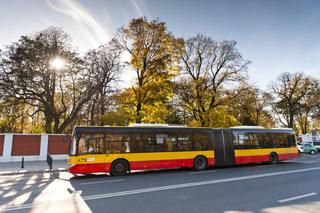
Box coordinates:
[0,0,319,89]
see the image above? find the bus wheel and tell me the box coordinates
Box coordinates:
[111,159,129,176]
[194,156,207,170]
[269,153,279,164]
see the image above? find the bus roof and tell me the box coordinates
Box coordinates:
[72,125,295,136]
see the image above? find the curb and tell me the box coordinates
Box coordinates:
[0,168,68,176]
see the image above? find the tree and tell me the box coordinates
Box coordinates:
[176,34,249,126]
[0,27,97,133]
[83,41,122,125]
[115,17,184,123]
[271,72,317,129]
[296,79,319,133]
[0,98,30,133]
[229,83,274,127]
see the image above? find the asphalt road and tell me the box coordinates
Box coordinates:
[1,154,320,213]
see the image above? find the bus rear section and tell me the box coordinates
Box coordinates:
[231,127,299,165]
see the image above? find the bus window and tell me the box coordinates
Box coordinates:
[193,133,211,150]
[77,133,105,155]
[78,137,87,155]
[248,133,259,148]
[270,133,288,148]
[164,134,177,152]
[257,134,272,148]
[106,134,130,154]
[237,133,259,149]
[130,134,155,153]
[233,131,239,148]
[288,135,296,147]
[156,134,166,152]
[177,135,192,151]
[154,134,177,152]
[142,134,156,152]
[87,138,104,154]
[130,134,143,152]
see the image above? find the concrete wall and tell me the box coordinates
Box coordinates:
[0,133,71,162]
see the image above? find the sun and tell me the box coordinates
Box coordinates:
[50,57,66,70]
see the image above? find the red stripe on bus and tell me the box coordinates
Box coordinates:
[130,159,193,170]
[69,163,108,174]
[130,158,215,171]
[235,152,298,164]
[235,155,269,164]
[69,158,215,174]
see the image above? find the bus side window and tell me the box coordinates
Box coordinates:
[238,133,259,149]
[233,132,239,149]
[238,133,248,149]
[164,134,177,152]
[87,136,105,154]
[142,134,156,152]
[107,134,130,154]
[177,135,192,151]
[289,135,296,147]
[193,133,210,150]
[257,134,270,148]
[78,137,87,155]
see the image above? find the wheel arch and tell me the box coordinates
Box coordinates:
[111,158,131,172]
[193,155,208,170]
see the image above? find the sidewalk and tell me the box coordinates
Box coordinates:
[0,160,68,175]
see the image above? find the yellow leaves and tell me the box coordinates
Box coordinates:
[118,17,185,123]
[141,102,170,123]
[205,107,240,128]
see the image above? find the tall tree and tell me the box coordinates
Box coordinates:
[115,17,184,123]
[176,34,249,126]
[83,41,122,125]
[296,79,319,133]
[0,27,97,133]
[271,72,317,129]
[229,83,274,127]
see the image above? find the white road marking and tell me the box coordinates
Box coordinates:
[256,165,274,168]
[81,179,124,185]
[1,203,34,211]
[278,192,318,203]
[83,166,320,201]
[189,170,217,175]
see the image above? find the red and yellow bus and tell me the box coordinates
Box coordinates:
[68,125,298,176]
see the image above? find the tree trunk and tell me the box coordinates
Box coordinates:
[44,112,53,133]
[136,101,142,123]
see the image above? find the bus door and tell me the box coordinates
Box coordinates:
[213,129,235,166]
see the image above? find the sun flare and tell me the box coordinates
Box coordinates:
[50,57,66,70]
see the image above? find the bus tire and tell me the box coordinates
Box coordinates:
[194,156,207,170]
[269,152,279,164]
[110,159,129,176]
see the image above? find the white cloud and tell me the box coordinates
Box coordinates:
[45,0,111,48]
[129,0,151,18]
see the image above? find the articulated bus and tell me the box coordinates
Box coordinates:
[68,125,298,176]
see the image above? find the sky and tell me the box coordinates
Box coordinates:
[0,0,320,89]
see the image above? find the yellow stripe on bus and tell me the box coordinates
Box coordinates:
[235,147,298,157]
[68,151,214,165]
